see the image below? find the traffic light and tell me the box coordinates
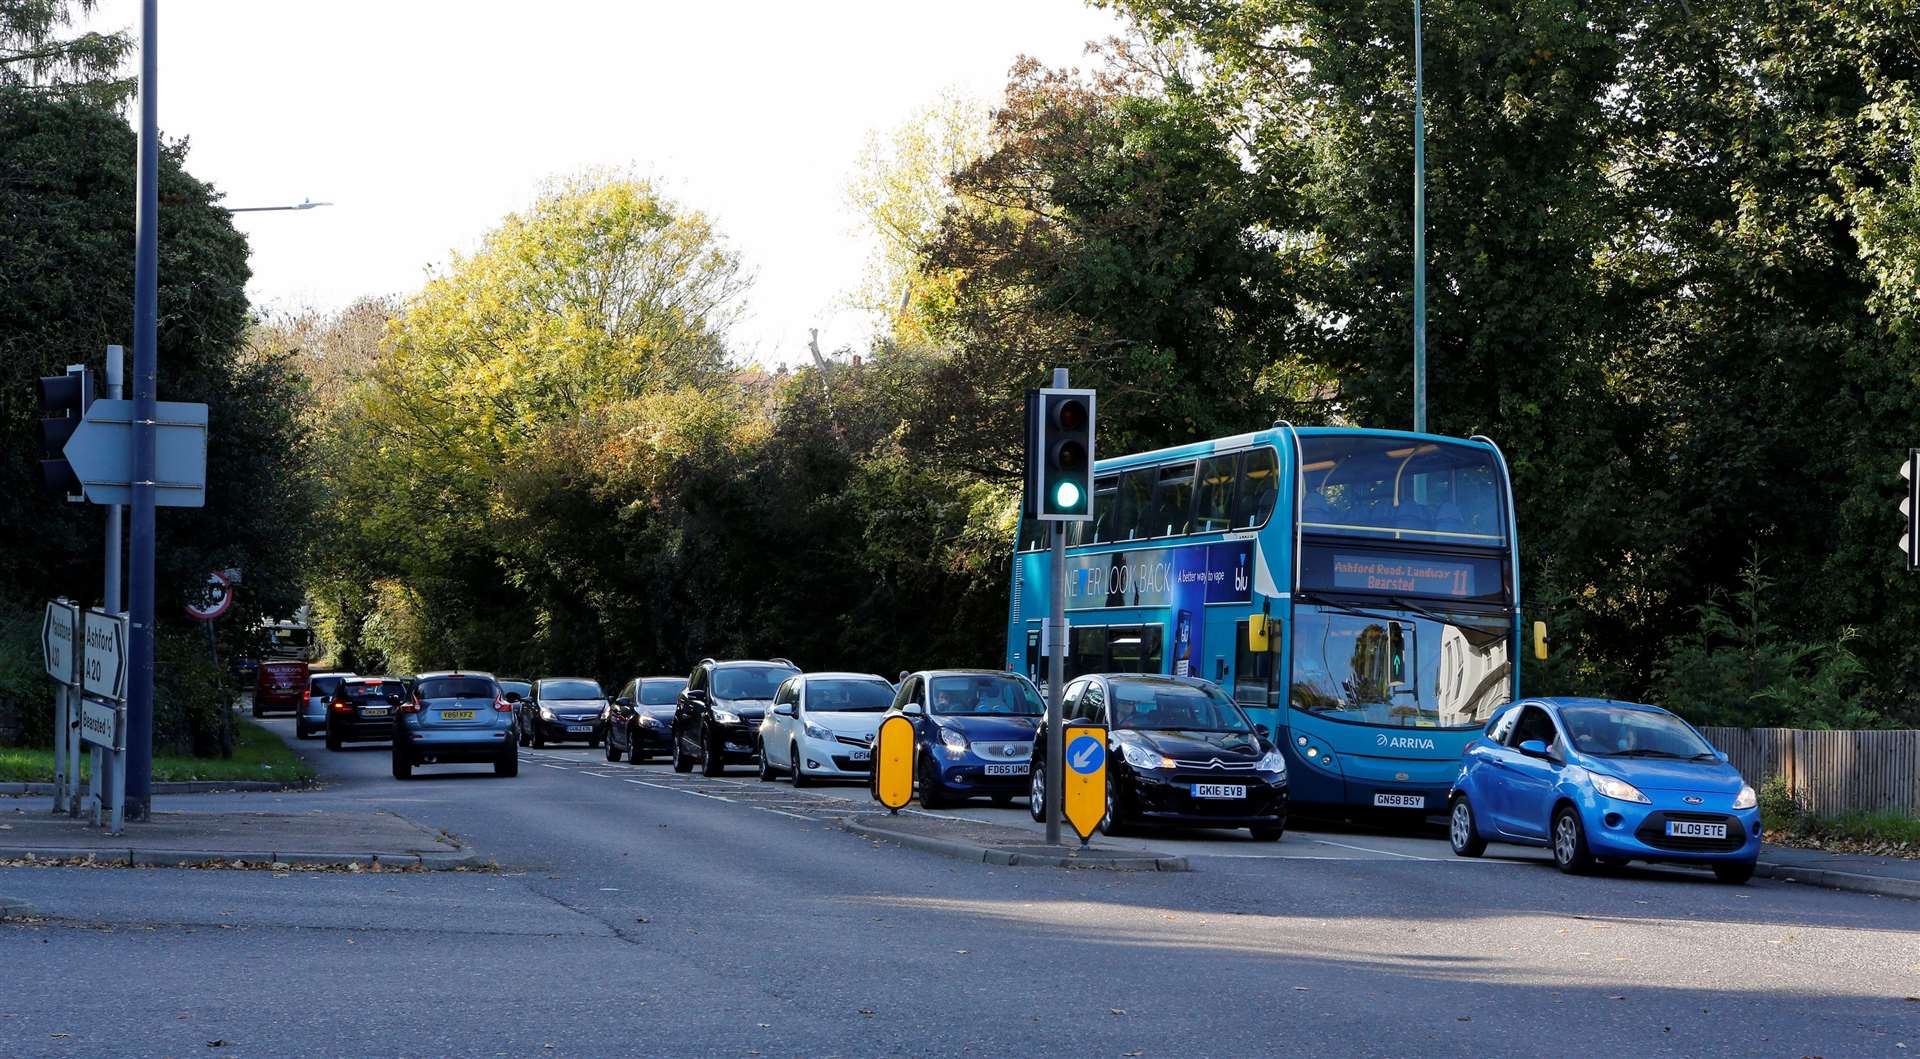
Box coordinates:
[1902,449,1919,572]
[37,365,93,496]
[1027,387,1095,522]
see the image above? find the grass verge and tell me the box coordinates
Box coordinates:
[1760,778,1920,858]
[0,716,314,785]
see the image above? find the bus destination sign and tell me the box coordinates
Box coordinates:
[1331,553,1478,598]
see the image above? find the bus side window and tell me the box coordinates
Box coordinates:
[1234,448,1279,529]
[1115,468,1154,541]
[1192,453,1237,533]
[1150,462,1195,537]
[1089,475,1118,543]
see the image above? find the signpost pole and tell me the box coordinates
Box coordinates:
[53,684,69,815]
[1044,368,1069,846]
[126,0,159,822]
[101,343,124,825]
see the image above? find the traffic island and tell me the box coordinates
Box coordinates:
[0,808,482,872]
[843,813,1190,871]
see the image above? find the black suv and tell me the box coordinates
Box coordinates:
[672,658,799,776]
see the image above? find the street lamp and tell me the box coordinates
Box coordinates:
[226,198,333,213]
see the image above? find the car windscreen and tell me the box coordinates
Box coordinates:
[541,679,603,700]
[712,666,792,701]
[340,681,404,703]
[640,680,686,706]
[804,679,894,712]
[310,676,347,697]
[927,675,1044,717]
[1298,435,1505,545]
[418,677,495,700]
[1559,707,1716,759]
[1109,681,1252,732]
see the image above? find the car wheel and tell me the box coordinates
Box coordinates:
[325,730,341,753]
[532,724,546,749]
[295,725,312,741]
[671,731,692,773]
[1552,805,1595,874]
[1712,860,1755,885]
[604,736,621,763]
[1249,823,1285,842]
[495,745,519,778]
[701,730,726,777]
[391,747,413,781]
[758,745,777,782]
[629,727,649,765]
[1449,796,1487,858]
[1100,778,1131,836]
[1028,764,1046,822]
[918,753,948,809]
[790,743,813,788]
[517,719,530,747]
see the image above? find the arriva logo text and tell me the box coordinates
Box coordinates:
[1376,733,1436,750]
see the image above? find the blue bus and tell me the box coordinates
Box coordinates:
[1006,426,1522,815]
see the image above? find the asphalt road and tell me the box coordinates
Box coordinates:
[2,717,1915,1058]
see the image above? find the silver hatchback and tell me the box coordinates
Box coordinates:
[392,671,519,780]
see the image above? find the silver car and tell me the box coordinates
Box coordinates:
[297,671,353,740]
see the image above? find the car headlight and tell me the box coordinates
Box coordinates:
[939,727,969,759]
[1732,784,1757,810]
[803,720,833,741]
[712,709,740,725]
[1119,741,1173,770]
[1589,773,1651,804]
[635,714,657,727]
[1257,748,1288,775]
[538,706,555,720]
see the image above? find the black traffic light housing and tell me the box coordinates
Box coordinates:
[37,365,93,496]
[1026,387,1095,522]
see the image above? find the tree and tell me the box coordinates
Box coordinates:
[0,0,131,104]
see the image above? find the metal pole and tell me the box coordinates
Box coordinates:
[1412,0,1428,434]
[126,0,159,822]
[1044,367,1068,845]
[53,685,69,814]
[105,345,124,614]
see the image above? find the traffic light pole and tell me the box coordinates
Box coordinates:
[1044,367,1068,846]
[126,0,159,821]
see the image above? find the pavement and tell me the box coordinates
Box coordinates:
[0,801,477,870]
[1755,843,1920,899]
[0,722,1914,1056]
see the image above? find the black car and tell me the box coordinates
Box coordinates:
[604,676,687,763]
[517,677,609,748]
[325,675,408,751]
[1030,673,1288,841]
[672,658,798,776]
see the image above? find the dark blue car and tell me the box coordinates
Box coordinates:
[1448,697,1761,883]
[891,669,1042,809]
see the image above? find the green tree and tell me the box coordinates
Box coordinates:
[0,0,131,104]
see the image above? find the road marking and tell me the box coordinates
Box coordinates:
[538,764,570,771]
[622,778,735,803]
[1308,838,1439,861]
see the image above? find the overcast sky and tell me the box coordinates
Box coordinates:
[78,0,1122,365]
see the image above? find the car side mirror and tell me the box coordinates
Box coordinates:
[1518,739,1551,759]
[1257,724,1273,741]
[683,689,707,704]
[615,697,634,709]
[902,702,923,717]
[773,704,795,718]
[1714,748,1729,763]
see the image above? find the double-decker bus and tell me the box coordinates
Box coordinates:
[1006,426,1521,815]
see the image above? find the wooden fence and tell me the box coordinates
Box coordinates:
[1698,726,1919,818]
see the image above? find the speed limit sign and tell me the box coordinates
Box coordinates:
[185,570,233,622]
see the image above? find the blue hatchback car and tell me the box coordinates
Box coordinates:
[1448,697,1761,883]
[392,671,519,780]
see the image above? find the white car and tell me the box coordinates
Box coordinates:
[757,672,896,786]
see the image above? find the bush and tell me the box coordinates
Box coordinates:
[1756,776,1807,832]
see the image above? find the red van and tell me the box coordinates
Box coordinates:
[253,660,312,717]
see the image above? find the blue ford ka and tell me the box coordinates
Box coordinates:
[1447,697,1761,883]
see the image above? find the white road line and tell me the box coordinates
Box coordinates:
[622,778,735,803]
[1309,838,1439,861]
[538,764,571,771]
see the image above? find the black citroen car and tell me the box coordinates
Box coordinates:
[1031,673,1288,840]
[325,675,409,751]
[604,676,688,763]
[672,658,798,776]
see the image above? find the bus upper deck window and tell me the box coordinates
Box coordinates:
[1234,448,1278,528]
[1192,454,1236,533]
[1151,463,1195,537]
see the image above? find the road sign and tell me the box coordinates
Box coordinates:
[62,397,208,507]
[42,601,79,684]
[1901,451,1918,571]
[83,609,128,702]
[870,714,916,812]
[1061,724,1107,843]
[78,697,122,751]
[186,570,233,621]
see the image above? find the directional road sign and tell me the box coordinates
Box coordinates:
[78,697,122,751]
[62,398,208,507]
[42,601,79,685]
[83,609,128,702]
[186,570,233,621]
[1061,724,1107,843]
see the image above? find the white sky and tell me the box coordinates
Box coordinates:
[78,0,1122,365]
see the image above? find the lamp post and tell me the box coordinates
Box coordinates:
[1412,0,1428,435]
[227,198,333,213]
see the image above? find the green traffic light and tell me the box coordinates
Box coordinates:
[1055,480,1082,510]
